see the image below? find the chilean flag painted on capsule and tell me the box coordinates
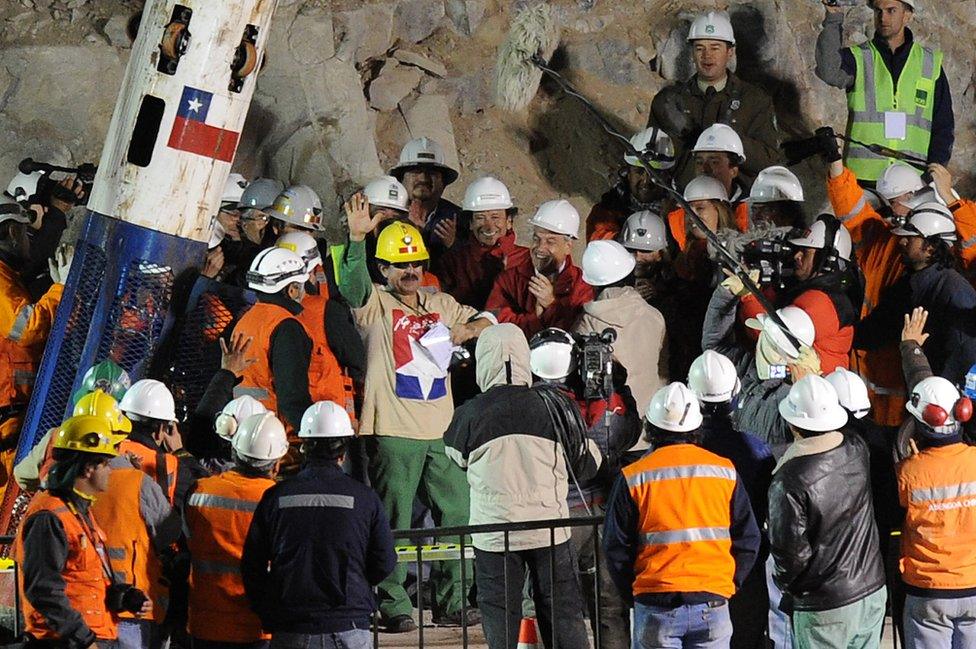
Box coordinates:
[167,86,240,163]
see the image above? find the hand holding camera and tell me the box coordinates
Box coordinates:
[105,583,149,616]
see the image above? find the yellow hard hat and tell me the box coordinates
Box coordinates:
[53,415,128,457]
[73,390,132,434]
[375,222,429,264]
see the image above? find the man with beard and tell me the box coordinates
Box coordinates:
[389,137,462,262]
[486,200,595,338]
[0,196,70,491]
[436,176,529,310]
[586,127,675,242]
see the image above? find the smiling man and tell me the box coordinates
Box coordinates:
[816,0,953,181]
[647,10,779,187]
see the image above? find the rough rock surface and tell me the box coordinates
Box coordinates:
[0,0,973,247]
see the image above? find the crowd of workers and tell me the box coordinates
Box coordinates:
[0,1,974,648]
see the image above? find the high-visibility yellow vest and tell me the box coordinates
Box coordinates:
[845,41,942,182]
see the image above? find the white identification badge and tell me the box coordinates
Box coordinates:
[884,111,907,140]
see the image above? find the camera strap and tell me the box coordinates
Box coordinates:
[63,497,117,585]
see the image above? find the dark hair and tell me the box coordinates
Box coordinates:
[602,271,636,290]
[642,422,702,448]
[301,437,349,461]
[927,237,957,270]
[47,450,110,495]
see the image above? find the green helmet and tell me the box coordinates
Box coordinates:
[71,360,131,405]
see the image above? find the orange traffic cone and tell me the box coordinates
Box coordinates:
[517,616,541,649]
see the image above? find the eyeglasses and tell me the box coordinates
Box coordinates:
[389,260,426,270]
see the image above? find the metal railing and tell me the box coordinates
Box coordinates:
[379,515,605,649]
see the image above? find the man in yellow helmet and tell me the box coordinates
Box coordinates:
[15,415,151,648]
[337,194,495,632]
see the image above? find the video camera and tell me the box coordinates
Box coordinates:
[17,157,97,208]
[740,238,795,289]
[576,328,616,401]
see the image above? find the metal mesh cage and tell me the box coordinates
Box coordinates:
[168,280,255,417]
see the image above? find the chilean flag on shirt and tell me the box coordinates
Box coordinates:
[392,309,448,400]
[167,86,240,162]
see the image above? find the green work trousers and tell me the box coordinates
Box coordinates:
[366,436,472,619]
[793,587,887,649]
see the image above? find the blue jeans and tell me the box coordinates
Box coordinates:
[904,593,976,649]
[269,630,372,649]
[633,601,732,649]
[765,554,794,649]
[117,619,169,649]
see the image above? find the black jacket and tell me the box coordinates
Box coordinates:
[260,292,314,431]
[241,461,396,634]
[185,369,238,460]
[768,433,885,611]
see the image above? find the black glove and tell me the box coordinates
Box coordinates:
[815,126,843,163]
[777,592,795,616]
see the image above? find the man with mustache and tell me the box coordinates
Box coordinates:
[338,196,495,632]
[436,176,529,310]
[486,199,595,338]
[389,137,462,263]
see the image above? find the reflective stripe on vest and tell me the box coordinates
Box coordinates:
[911,481,976,505]
[278,493,355,509]
[187,492,260,513]
[8,305,35,343]
[846,42,942,181]
[622,445,738,599]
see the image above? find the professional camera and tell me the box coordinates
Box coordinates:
[576,328,617,401]
[782,126,840,166]
[105,583,148,615]
[740,238,795,289]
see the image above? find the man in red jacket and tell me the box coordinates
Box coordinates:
[486,200,594,337]
[436,177,529,310]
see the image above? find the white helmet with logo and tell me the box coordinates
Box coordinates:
[389,136,459,185]
[462,176,514,212]
[748,166,804,203]
[646,383,704,432]
[222,173,248,205]
[687,10,735,45]
[364,175,409,212]
[232,412,289,462]
[876,163,925,202]
[246,247,310,294]
[692,124,745,164]
[276,231,323,274]
[6,170,43,204]
[529,199,580,239]
[746,306,816,360]
[581,240,636,286]
[684,175,729,203]
[619,210,667,252]
[779,374,848,432]
[300,401,354,438]
[688,350,741,403]
[268,185,324,231]
[119,379,177,422]
[906,376,971,435]
[789,216,853,262]
[825,368,871,419]
[624,127,676,170]
[529,328,577,381]
[892,202,957,241]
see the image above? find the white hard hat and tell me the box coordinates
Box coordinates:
[688,350,741,403]
[239,178,285,210]
[389,136,459,185]
[891,202,956,241]
[276,231,323,274]
[299,400,354,438]
[876,163,925,201]
[529,199,580,239]
[6,170,43,204]
[624,127,676,170]
[687,10,736,46]
[779,374,848,432]
[119,379,177,422]
[646,383,704,433]
[692,124,746,164]
[363,175,409,212]
[215,395,268,442]
[907,376,969,435]
[581,240,636,287]
[462,176,514,212]
[246,247,311,294]
[619,210,667,252]
[529,328,576,381]
[208,220,226,250]
[222,173,248,205]
[789,217,853,262]
[684,175,729,203]
[746,305,816,360]
[0,196,31,226]
[232,411,289,462]
[825,368,870,419]
[267,185,324,231]
[747,166,804,203]
[899,0,917,10]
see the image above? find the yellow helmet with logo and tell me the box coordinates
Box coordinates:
[73,390,132,434]
[375,222,429,264]
[54,415,128,457]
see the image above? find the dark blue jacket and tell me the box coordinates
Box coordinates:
[241,461,396,633]
[700,412,775,527]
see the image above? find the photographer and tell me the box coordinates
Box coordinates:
[740,214,862,374]
[444,324,598,649]
[15,415,151,649]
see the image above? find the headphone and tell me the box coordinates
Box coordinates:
[813,214,847,275]
[911,391,974,428]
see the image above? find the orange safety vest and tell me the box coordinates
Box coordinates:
[897,444,976,591]
[91,467,168,623]
[15,492,118,641]
[185,471,274,643]
[666,203,750,251]
[119,440,178,505]
[231,302,300,428]
[296,291,347,407]
[622,444,738,599]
